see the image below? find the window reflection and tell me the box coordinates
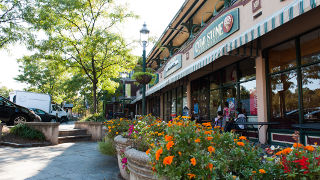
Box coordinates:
[302,63,320,123]
[268,40,296,73]
[270,71,299,128]
[240,80,257,117]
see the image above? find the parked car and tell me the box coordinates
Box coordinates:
[0,95,41,125]
[29,108,58,122]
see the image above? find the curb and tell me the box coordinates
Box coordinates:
[0,141,51,148]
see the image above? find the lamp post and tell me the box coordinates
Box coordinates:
[140,23,150,115]
[120,72,127,116]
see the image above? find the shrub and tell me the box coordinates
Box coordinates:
[10,124,45,141]
[98,137,116,156]
[80,113,106,122]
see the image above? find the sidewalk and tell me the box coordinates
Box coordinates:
[0,142,120,180]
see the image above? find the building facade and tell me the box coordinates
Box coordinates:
[132,0,320,145]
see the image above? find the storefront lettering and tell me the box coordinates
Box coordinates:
[193,8,239,58]
[164,54,182,78]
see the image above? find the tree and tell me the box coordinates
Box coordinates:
[25,0,138,113]
[0,0,30,48]
[0,84,12,97]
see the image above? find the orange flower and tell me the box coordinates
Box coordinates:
[178,152,182,156]
[275,150,283,156]
[259,169,266,174]
[305,145,315,152]
[163,156,174,166]
[206,136,213,141]
[146,149,151,155]
[207,163,213,171]
[282,148,292,155]
[205,131,212,135]
[293,143,304,148]
[214,126,220,129]
[166,141,174,150]
[150,143,155,147]
[252,171,256,174]
[239,136,247,140]
[237,142,245,146]
[155,148,163,161]
[202,122,211,127]
[208,146,215,154]
[234,139,238,142]
[194,138,200,143]
[165,135,173,142]
[190,157,196,166]
[187,173,196,179]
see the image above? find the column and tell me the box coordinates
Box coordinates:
[256,51,268,144]
[160,94,164,119]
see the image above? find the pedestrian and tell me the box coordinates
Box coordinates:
[214,111,223,128]
[223,101,230,128]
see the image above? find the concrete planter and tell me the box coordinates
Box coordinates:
[74,121,104,141]
[125,147,158,180]
[23,122,60,145]
[114,135,135,180]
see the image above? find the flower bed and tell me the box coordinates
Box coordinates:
[104,116,320,180]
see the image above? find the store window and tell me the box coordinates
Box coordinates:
[268,40,296,73]
[240,80,257,118]
[177,87,183,116]
[267,28,320,127]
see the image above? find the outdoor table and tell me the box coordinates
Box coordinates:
[234,122,280,144]
[291,123,320,144]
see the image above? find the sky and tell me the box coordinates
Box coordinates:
[0,0,185,91]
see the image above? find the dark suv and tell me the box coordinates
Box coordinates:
[0,95,41,125]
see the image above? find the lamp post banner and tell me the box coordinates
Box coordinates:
[193,8,239,58]
[164,54,182,78]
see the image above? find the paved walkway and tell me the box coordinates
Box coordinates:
[59,121,76,131]
[0,142,120,180]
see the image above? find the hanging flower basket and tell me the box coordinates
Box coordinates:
[133,72,154,85]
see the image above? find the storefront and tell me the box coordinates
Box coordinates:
[131,0,320,145]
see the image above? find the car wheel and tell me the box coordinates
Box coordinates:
[13,115,27,125]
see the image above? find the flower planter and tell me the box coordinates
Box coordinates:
[136,74,152,84]
[74,121,104,141]
[125,147,159,180]
[114,135,134,180]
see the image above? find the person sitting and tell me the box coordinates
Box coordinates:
[235,108,247,129]
[214,111,223,128]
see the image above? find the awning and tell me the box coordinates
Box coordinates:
[132,0,320,104]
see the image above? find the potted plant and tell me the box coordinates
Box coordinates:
[131,58,156,85]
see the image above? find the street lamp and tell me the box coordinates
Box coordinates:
[140,22,149,115]
[120,72,128,116]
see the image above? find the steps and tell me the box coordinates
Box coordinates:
[58,129,91,144]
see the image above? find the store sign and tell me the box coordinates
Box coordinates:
[193,8,239,58]
[252,0,261,13]
[164,54,182,78]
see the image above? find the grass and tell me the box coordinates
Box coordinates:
[98,137,116,156]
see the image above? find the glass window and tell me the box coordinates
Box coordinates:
[222,85,237,119]
[210,89,221,120]
[171,89,176,117]
[177,87,183,116]
[268,40,296,73]
[269,70,299,128]
[209,71,221,89]
[239,59,256,81]
[300,29,320,65]
[222,64,237,85]
[183,85,187,108]
[302,63,320,123]
[240,80,257,117]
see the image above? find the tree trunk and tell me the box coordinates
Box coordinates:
[93,81,97,114]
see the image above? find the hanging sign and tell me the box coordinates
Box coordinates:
[193,8,239,58]
[164,54,182,78]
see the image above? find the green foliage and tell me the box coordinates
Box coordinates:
[80,113,106,122]
[105,118,136,139]
[132,72,156,85]
[0,85,13,97]
[10,123,45,141]
[98,136,116,156]
[22,0,138,113]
